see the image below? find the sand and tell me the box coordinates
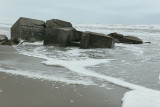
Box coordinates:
[0,45,129,107]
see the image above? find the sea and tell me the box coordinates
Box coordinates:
[0,22,160,107]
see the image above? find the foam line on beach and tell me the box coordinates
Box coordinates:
[14,44,160,107]
[12,21,160,107]
[14,45,146,90]
[15,45,155,90]
[42,58,146,90]
[0,65,94,85]
[42,56,160,107]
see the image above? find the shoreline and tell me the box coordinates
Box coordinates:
[0,45,129,107]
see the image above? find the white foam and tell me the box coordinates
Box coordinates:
[15,45,147,90]
[0,67,93,85]
[19,41,43,46]
[41,54,160,107]
[122,89,160,107]
[42,58,147,90]
[116,43,144,57]
[11,23,160,107]
[13,46,47,59]
[15,44,150,90]
[65,48,82,57]
[19,46,160,107]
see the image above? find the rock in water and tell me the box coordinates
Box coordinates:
[0,34,8,42]
[11,17,45,41]
[44,27,75,47]
[122,36,143,44]
[80,31,115,49]
[45,19,72,28]
[144,42,151,44]
[0,34,8,45]
[108,33,143,44]
[108,33,123,43]
[44,19,81,47]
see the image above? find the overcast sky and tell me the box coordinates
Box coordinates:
[0,0,160,24]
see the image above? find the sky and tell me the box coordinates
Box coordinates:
[0,0,160,24]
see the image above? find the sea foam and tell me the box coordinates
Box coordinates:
[14,44,160,107]
[0,66,94,85]
[122,89,160,107]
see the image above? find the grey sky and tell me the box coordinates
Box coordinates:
[0,0,160,24]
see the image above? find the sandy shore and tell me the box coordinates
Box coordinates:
[0,45,129,107]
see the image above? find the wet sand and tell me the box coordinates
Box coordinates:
[0,46,129,107]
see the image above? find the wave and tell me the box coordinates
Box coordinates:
[1,22,160,107]
[13,43,160,107]
[74,24,160,41]
[14,44,146,90]
[1,22,160,39]
[0,23,11,38]
[74,24,160,31]
[0,65,94,85]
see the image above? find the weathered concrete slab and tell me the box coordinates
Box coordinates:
[80,31,115,49]
[44,19,81,47]
[108,33,143,44]
[44,27,75,47]
[11,17,45,41]
[122,36,143,44]
[46,19,72,28]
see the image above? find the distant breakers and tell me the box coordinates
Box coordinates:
[1,17,144,48]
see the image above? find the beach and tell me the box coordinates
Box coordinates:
[1,23,160,107]
[0,46,129,107]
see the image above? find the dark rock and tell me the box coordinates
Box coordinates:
[74,30,82,42]
[80,31,115,49]
[44,19,81,47]
[68,30,82,47]
[69,41,80,47]
[122,36,143,44]
[11,17,45,41]
[44,27,75,47]
[144,42,151,44]
[108,33,123,43]
[1,40,12,45]
[1,38,20,46]
[12,38,20,44]
[0,34,19,46]
[108,32,143,44]
[0,34,8,44]
[46,19,72,28]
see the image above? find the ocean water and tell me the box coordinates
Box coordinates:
[1,23,160,107]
